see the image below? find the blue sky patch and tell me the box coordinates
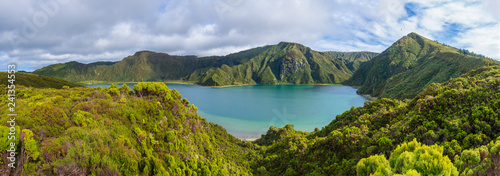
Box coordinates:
[404,3,418,18]
[434,23,467,45]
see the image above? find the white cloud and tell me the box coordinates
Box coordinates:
[0,53,9,62]
[0,0,498,71]
[402,0,499,58]
[454,23,500,59]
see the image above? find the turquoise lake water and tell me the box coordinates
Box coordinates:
[86,83,369,139]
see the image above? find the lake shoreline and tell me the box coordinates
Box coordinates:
[82,80,348,88]
[239,138,258,142]
[84,83,369,139]
[360,94,377,101]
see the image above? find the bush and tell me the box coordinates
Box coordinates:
[357,139,459,176]
[23,129,40,160]
[357,154,392,176]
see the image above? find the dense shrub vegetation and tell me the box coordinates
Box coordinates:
[0,82,256,175]
[250,65,500,175]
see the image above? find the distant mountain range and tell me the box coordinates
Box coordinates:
[33,43,377,85]
[33,32,498,99]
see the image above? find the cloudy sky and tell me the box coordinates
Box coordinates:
[0,0,499,71]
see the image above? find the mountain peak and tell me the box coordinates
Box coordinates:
[406,32,419,36]
[405,32,426,40]
[133,50,158,56]
[345,32,498,99]
[277,41,308,48]
[278,41,298,45]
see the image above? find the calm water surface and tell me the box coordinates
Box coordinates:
[86,83,368,139]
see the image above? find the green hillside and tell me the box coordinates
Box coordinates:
[251,65,500,175]
[344,32,499,100]
[0,82,256,175]
[6,33,500,175]
[33,43,375,86]
[2,65,500,175]
[323,51,378,71]
[0,72,82,89]
[190,42,363,86]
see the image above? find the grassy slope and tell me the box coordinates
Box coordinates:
[251,65,500,175]
[0,72,82,89]
[345,32,499,100]
[0,83,256,175]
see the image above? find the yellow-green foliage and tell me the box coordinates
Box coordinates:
[357,139,458,176]
[72,110,98,127]
[389,139,458,175]
[0,126,20,165]
[357,154,392,176]
[0,126,20,152]
[22,129,40,160]
[454,139,500,175]
[0,83,255,175]
[120,83,133,95]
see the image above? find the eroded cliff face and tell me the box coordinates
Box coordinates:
[279,56,305,79]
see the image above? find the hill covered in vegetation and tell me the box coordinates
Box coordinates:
[2,65,500,175]
[323,51,378,71]
[188,42,376,86]
[0,82,256,175]
[0,72,82,89]
[5,33,500,175]
[33,32,499,101]
[344,32,498,100]
[33,43,376,86]
[251,65,500,175]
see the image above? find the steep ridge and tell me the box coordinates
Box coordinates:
[344,32,499,99]
[32,46,271,84]
[190,42,361,86]
[323,51,378,71]
[33,43,375,86]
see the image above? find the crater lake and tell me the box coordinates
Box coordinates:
[86,83,369,139]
